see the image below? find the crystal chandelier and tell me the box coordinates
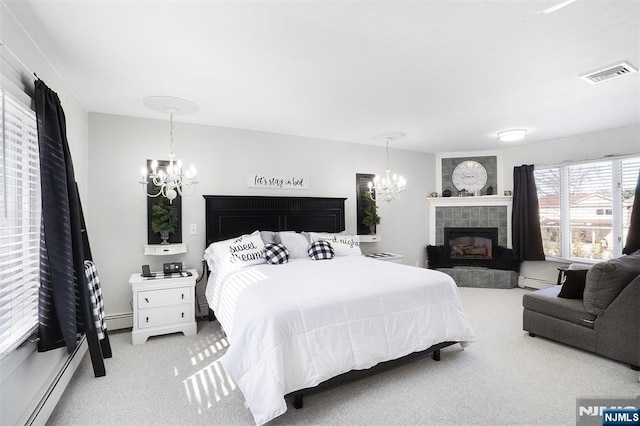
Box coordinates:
[368,132,407,202]
[139,96,199,203]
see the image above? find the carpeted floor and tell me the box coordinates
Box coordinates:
[47,287,639,425]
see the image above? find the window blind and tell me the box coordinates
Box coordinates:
[535,167,562,256]
[0,88,41,359]
[622,157,640,246]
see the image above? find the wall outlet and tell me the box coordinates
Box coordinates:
[189,224,197,235]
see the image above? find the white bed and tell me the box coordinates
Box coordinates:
[205,255,476,424]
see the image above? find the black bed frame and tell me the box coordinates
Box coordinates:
[202,195,458,409]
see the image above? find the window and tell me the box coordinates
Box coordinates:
[0,88,41,358]
[535,156,640,262]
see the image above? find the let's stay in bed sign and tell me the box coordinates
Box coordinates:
[248,174,309,190]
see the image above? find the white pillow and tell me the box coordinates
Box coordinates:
[203,230,266,274]
[278,232,310,259]
[309,233,362,256]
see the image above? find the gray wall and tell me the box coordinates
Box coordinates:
[87,113,435,324]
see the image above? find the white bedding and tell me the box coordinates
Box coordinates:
[205,256,475,424]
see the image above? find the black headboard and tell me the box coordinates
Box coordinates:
[203,195,347,247]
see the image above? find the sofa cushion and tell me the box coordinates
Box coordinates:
[583,250,640,316]
[557,269,588,299]
[523,286,596,329]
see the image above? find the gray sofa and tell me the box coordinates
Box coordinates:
[522,250,640,369]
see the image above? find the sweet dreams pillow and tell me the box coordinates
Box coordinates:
[309,233,361,256]
[203,230,266,274]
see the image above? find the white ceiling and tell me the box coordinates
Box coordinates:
[4,0,640,152]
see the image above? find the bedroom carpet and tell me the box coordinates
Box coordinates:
[46,287,639,425]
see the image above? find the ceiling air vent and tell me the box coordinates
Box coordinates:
[579,61,638,84]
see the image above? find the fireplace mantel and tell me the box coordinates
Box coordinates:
[426,195,513,247]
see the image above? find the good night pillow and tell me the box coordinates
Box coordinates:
[204,230,266,273]
[309,233,362,256]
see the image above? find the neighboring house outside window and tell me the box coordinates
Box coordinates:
[535,156,640,262]
[0,87,41,359]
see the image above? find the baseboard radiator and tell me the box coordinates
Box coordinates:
[518,275,555,290]
[25,337,87,425]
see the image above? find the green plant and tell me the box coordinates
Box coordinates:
[151,197,177,234]
[362,193,381,228]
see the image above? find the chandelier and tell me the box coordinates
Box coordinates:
[368,132,407,202]
[139,96,199,203]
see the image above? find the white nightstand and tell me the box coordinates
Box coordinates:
[365,252,404,263]
[129,269,198,345]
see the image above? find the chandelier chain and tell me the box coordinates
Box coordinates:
[169,113,174,153]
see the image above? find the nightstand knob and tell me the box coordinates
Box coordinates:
[181,293,184,300]
[181,312,184,318]
[145,316,149,323]
[145,297,149,303]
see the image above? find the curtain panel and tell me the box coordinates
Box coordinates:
[35,80,90,353]
[623,169,640,255]
[512,164,546,261]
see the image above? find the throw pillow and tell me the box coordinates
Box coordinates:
[557,269,588,299]
[583,250,640,315]
[203,230,266,274]
[309,233,361,256]
[264,243,290,265]
[489,246,521,272]
[308,240,335,260]
[426,245,452,269]
[278,232,310,259]
[260,230,278,245]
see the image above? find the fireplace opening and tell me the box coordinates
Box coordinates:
[444,227,498,267]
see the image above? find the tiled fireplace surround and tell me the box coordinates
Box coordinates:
[427,196,518,288]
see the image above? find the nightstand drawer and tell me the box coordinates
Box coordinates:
[137,287,190,309]
[137,305,192,329]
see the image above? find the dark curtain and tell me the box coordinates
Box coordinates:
[623,169,640,255]
[512,164,546,261]
[35,80,90,353]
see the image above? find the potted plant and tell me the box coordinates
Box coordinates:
[362,193,381,234]
[151,196,177,244]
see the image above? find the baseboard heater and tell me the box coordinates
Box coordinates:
[25,337,87,425]
[519,276,555,290]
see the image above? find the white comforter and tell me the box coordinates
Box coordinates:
[205,256,475,424]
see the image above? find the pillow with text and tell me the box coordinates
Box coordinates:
[309,233,362,256]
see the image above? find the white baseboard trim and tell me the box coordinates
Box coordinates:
[24,338,87,426]
[105,313,133,331]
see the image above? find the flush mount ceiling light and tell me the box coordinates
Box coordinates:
[139,96,199,202]
[497,129,527,142]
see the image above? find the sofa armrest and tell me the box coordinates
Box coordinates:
[595,274,640,367]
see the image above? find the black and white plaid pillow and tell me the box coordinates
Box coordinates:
[264,243,290,265]
[308,240,334,260]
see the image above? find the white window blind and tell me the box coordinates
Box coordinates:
[535,156,640,262]
[567,161,613,259]
[622,157,640,248]
[0,88,41,359]
[535,167,562,256]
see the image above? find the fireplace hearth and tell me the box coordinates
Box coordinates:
[444,227,498,267]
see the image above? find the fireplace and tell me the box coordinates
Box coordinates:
[444,227,498,267]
